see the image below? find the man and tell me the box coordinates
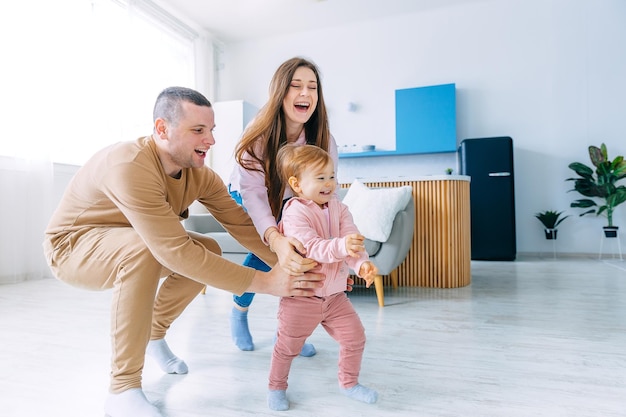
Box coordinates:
[43,87,323,417]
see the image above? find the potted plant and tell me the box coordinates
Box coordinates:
[535,210,569,240]
[567,143,626,238]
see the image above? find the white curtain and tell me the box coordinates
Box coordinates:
[0,1,58,283]
[0,158,54,284]
[0,0,213,283]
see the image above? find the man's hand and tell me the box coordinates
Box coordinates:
[246,264,325,297]
[358,261,378,288]
[344,233,366,257]
[272,233,317,276]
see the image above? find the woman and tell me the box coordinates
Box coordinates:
[228,57,340,356]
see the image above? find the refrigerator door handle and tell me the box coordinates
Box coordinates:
[488,172,511,177]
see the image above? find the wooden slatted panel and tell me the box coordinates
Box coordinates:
[342,179,471,288]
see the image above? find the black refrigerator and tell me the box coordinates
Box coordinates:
[459,137,516,261]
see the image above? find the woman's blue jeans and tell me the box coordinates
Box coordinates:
[234,253,271,308]
[229,187,271,309]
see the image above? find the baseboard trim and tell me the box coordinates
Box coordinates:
[517,251,621,260]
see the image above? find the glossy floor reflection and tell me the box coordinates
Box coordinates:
[1,256,625,417]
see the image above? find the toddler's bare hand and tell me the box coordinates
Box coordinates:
[345,233,366,257]
[358,261,378,288]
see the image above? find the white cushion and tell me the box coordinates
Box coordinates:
[342,180,412,242]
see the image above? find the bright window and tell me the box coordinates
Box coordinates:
[1,0,202,165]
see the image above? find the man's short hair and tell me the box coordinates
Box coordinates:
[153,87,212,126]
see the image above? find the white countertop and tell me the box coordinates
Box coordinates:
[341,174,470,183]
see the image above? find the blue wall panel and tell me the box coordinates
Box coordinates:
[395,83,457,154]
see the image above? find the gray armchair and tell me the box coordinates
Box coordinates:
[336,187,415,306]
[183,188,415,307]
[183,213,249,265]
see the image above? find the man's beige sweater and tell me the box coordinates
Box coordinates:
[44,136,276,295]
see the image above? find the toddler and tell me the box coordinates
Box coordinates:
[267,144,379,411]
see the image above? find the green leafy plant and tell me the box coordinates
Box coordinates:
[535,210,569,229]
[567,143,626,227]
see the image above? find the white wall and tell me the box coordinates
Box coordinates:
[210,100,259,182]
[214,0,626,256]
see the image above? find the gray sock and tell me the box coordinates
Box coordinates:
[341,383,378,404]
[267,389,289,411]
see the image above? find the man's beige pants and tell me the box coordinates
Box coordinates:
[46,227,219,393]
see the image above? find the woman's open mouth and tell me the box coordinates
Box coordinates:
[295,102,310,112]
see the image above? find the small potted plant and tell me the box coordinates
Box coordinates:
[567,143,626,238]
[535,210,569,240]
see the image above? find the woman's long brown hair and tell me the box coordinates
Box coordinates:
[234,57,331,220]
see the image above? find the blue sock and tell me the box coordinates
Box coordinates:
[273,334,317,357]
[267,390,289,411]
[230,307,254,351]
[341,383,378,404]
[299,342,316,357]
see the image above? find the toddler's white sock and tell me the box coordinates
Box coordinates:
[146,338,188,374]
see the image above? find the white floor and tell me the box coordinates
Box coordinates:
[1,256,625,417]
